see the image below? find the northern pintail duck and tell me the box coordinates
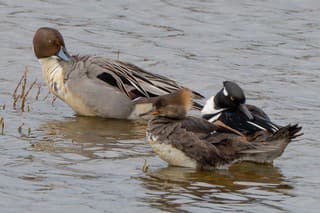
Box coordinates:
[145,89,302,170]
[32,27,203,119]
[201,81,281,136]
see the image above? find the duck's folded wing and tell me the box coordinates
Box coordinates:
[79,57,203,108]
[118,61,204,99]
[166,125,230,169]
[180,116,218,134]
[239,124,303,162]
[65,76,134,118]
[246,104,270,121]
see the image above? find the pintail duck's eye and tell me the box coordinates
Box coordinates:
[230,96,235,101]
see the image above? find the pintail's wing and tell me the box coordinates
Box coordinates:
[83,56,204,109]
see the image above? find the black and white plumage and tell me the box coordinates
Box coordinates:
[201,81,280,136]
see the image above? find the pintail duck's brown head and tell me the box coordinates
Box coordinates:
[144,88,193,119]
[33,27,71,61]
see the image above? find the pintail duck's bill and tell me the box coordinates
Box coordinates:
[57,46,71,61]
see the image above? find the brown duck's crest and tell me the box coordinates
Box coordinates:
[175,88,193,111]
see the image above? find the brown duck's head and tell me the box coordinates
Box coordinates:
[146,88,193,119]
[33,27,71,61]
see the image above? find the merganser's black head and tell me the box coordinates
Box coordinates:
[214,81,245,109]
[214,81,253,120]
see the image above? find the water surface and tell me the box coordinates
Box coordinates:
[0,0,319,212]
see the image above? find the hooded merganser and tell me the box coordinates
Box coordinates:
[201,81,280,136]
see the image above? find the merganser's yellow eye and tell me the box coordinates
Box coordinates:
[230,96,234,101]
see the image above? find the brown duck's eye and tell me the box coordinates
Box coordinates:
[230,96,235,101]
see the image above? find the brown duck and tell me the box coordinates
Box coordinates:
[145,88,302,170]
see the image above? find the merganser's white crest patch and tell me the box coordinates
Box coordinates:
[223,87,228,96]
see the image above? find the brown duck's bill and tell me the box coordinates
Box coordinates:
[139,108,159,116]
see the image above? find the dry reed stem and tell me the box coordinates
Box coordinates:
[12,74,24,100]
[42,91,51,101]
[0,117,4,135]
[20,67,28,99]
[20,79,37,112]
[142,159,149,173]
[35,84,41,100]
[18,123,24,135]
[12,75,25,110]
[51,95,57,105]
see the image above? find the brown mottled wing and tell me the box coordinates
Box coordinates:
[167,124,230,169]
[180,116,241,136]
[148,117,228,168]
[180,116,217,134]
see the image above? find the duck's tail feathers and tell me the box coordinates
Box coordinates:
[267,123,303,141]
[239,124,303,163]
[287,124,303,140]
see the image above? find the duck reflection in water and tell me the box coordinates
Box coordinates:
[138,163,293,212]
[33,116,149,159]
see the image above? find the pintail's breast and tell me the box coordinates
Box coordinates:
[38,57,96,116]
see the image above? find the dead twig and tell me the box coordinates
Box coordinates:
[51,95,57,105]
[35,84,41,101]
[0,117,4,135]
[20,79,37,112]
[12,73,25,100]
[12,73,25,109]
[20,67,28,99]
[18,123,24,135]
[142,159,149,173]
[42,91,51,101]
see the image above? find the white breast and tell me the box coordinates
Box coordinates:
[39,57,66,98]
[147,132,197,168]
[38,57,96,116]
